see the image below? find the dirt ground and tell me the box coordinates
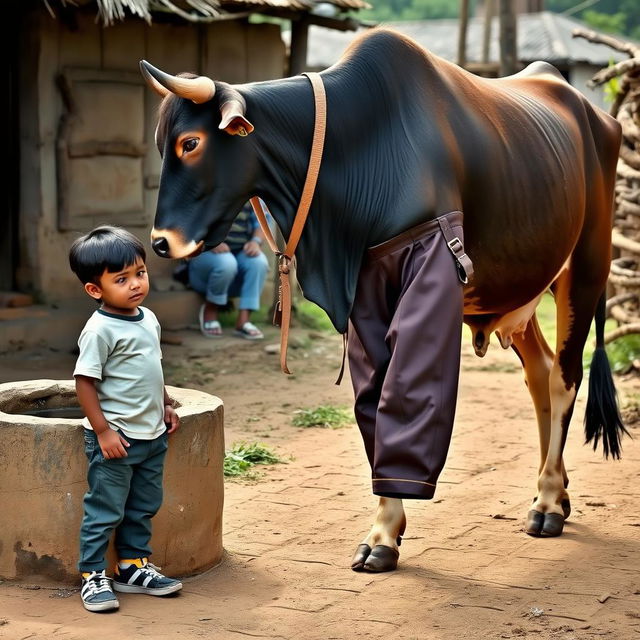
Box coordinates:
[0,320,638,640]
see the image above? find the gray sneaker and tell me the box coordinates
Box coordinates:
[81,570,119,612]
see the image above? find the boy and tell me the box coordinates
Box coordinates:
[69,225,182,613]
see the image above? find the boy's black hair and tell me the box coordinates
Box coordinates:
[69,225,146,285]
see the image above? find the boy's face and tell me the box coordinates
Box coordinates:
[84,259,149,314]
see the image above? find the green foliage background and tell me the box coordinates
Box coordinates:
[361,1,640,39]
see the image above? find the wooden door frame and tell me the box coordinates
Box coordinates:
[1,3,20,291]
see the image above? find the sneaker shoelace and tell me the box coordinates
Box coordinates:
[84,571,114,597]
[140,562,164,578]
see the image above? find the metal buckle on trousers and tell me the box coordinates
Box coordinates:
[447,237,463,255]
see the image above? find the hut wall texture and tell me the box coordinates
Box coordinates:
[19,8,286,303]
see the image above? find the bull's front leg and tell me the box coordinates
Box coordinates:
[351,497,406,572]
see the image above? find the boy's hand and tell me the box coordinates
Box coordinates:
[165,405,180,434]
[97,429,130,459]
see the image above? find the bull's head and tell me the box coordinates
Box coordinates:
[140,61,256,259]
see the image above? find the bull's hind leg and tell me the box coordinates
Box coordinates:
[526,269,603,536]
[511,313,571,514]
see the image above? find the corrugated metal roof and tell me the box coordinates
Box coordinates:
[300,11,637,70]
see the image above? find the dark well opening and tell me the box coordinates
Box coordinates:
[0,382,179,419]
[0,384,83,419]
[20,407,85,419]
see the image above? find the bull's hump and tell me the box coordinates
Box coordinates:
[512,60,566,81]
[341,27,433,68]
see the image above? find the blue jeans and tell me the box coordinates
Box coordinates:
[188,249,269,311]
[78,430,168,572]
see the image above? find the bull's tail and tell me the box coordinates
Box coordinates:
[584,292,629,459]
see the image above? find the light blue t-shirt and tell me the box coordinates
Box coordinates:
[73,306,166,440]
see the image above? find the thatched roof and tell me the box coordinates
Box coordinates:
[54,0,370,25]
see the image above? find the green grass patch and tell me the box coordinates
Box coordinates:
[214,303,270,329]
[536,293,619,370]
[223,441,285,478]
[207,298,334,332]
[292,405,353,428]
[534,292,556,346]
[605,334,640,374]
[212,299,333,333]
[296,301,335,332]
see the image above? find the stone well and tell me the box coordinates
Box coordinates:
[0,380,224,584]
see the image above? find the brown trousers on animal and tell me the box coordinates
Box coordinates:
[348,211,465,499]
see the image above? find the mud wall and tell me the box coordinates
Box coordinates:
[17,7,286,303]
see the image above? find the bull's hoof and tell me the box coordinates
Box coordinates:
[525,510,565,537]
[351,544,399,572]
[532,497,571,520]
[364,545,399,572]
[351,544,372,571]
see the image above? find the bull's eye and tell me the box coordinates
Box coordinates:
[182,138,199,154]
[175,131,206,163]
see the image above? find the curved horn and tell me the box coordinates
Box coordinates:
[139,61,170,99]
[139,60,216,104]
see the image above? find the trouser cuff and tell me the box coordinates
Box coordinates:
[116,548,151,560]
[372,477,436,500]
[78,561,106,572]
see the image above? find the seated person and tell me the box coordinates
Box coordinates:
[189,202,269,339]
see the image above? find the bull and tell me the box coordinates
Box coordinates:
[140,27,627,572]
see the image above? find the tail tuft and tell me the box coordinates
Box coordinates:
[584,346,629,459]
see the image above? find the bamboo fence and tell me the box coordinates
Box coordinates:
[573,29,640,361]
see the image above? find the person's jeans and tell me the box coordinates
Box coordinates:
[78,430,168,572]
[188,249,269,311]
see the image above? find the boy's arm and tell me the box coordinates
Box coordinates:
[163,387,180,434]
[76,375,130,458]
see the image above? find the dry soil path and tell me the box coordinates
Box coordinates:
[0,325,638,640]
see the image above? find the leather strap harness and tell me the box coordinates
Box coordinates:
[250,72,326,374]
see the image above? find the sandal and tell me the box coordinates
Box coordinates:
[199,305,223,338]
[234,321,264,340]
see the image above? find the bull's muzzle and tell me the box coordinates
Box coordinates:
[150,228,205,259]
[152,237,170,257]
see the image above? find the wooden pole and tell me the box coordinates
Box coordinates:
[289,15,310,76]
[499,0,517,76]
[457,0,470,68]
[482,0,495,64]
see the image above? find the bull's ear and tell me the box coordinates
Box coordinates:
[219,100,255,137]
